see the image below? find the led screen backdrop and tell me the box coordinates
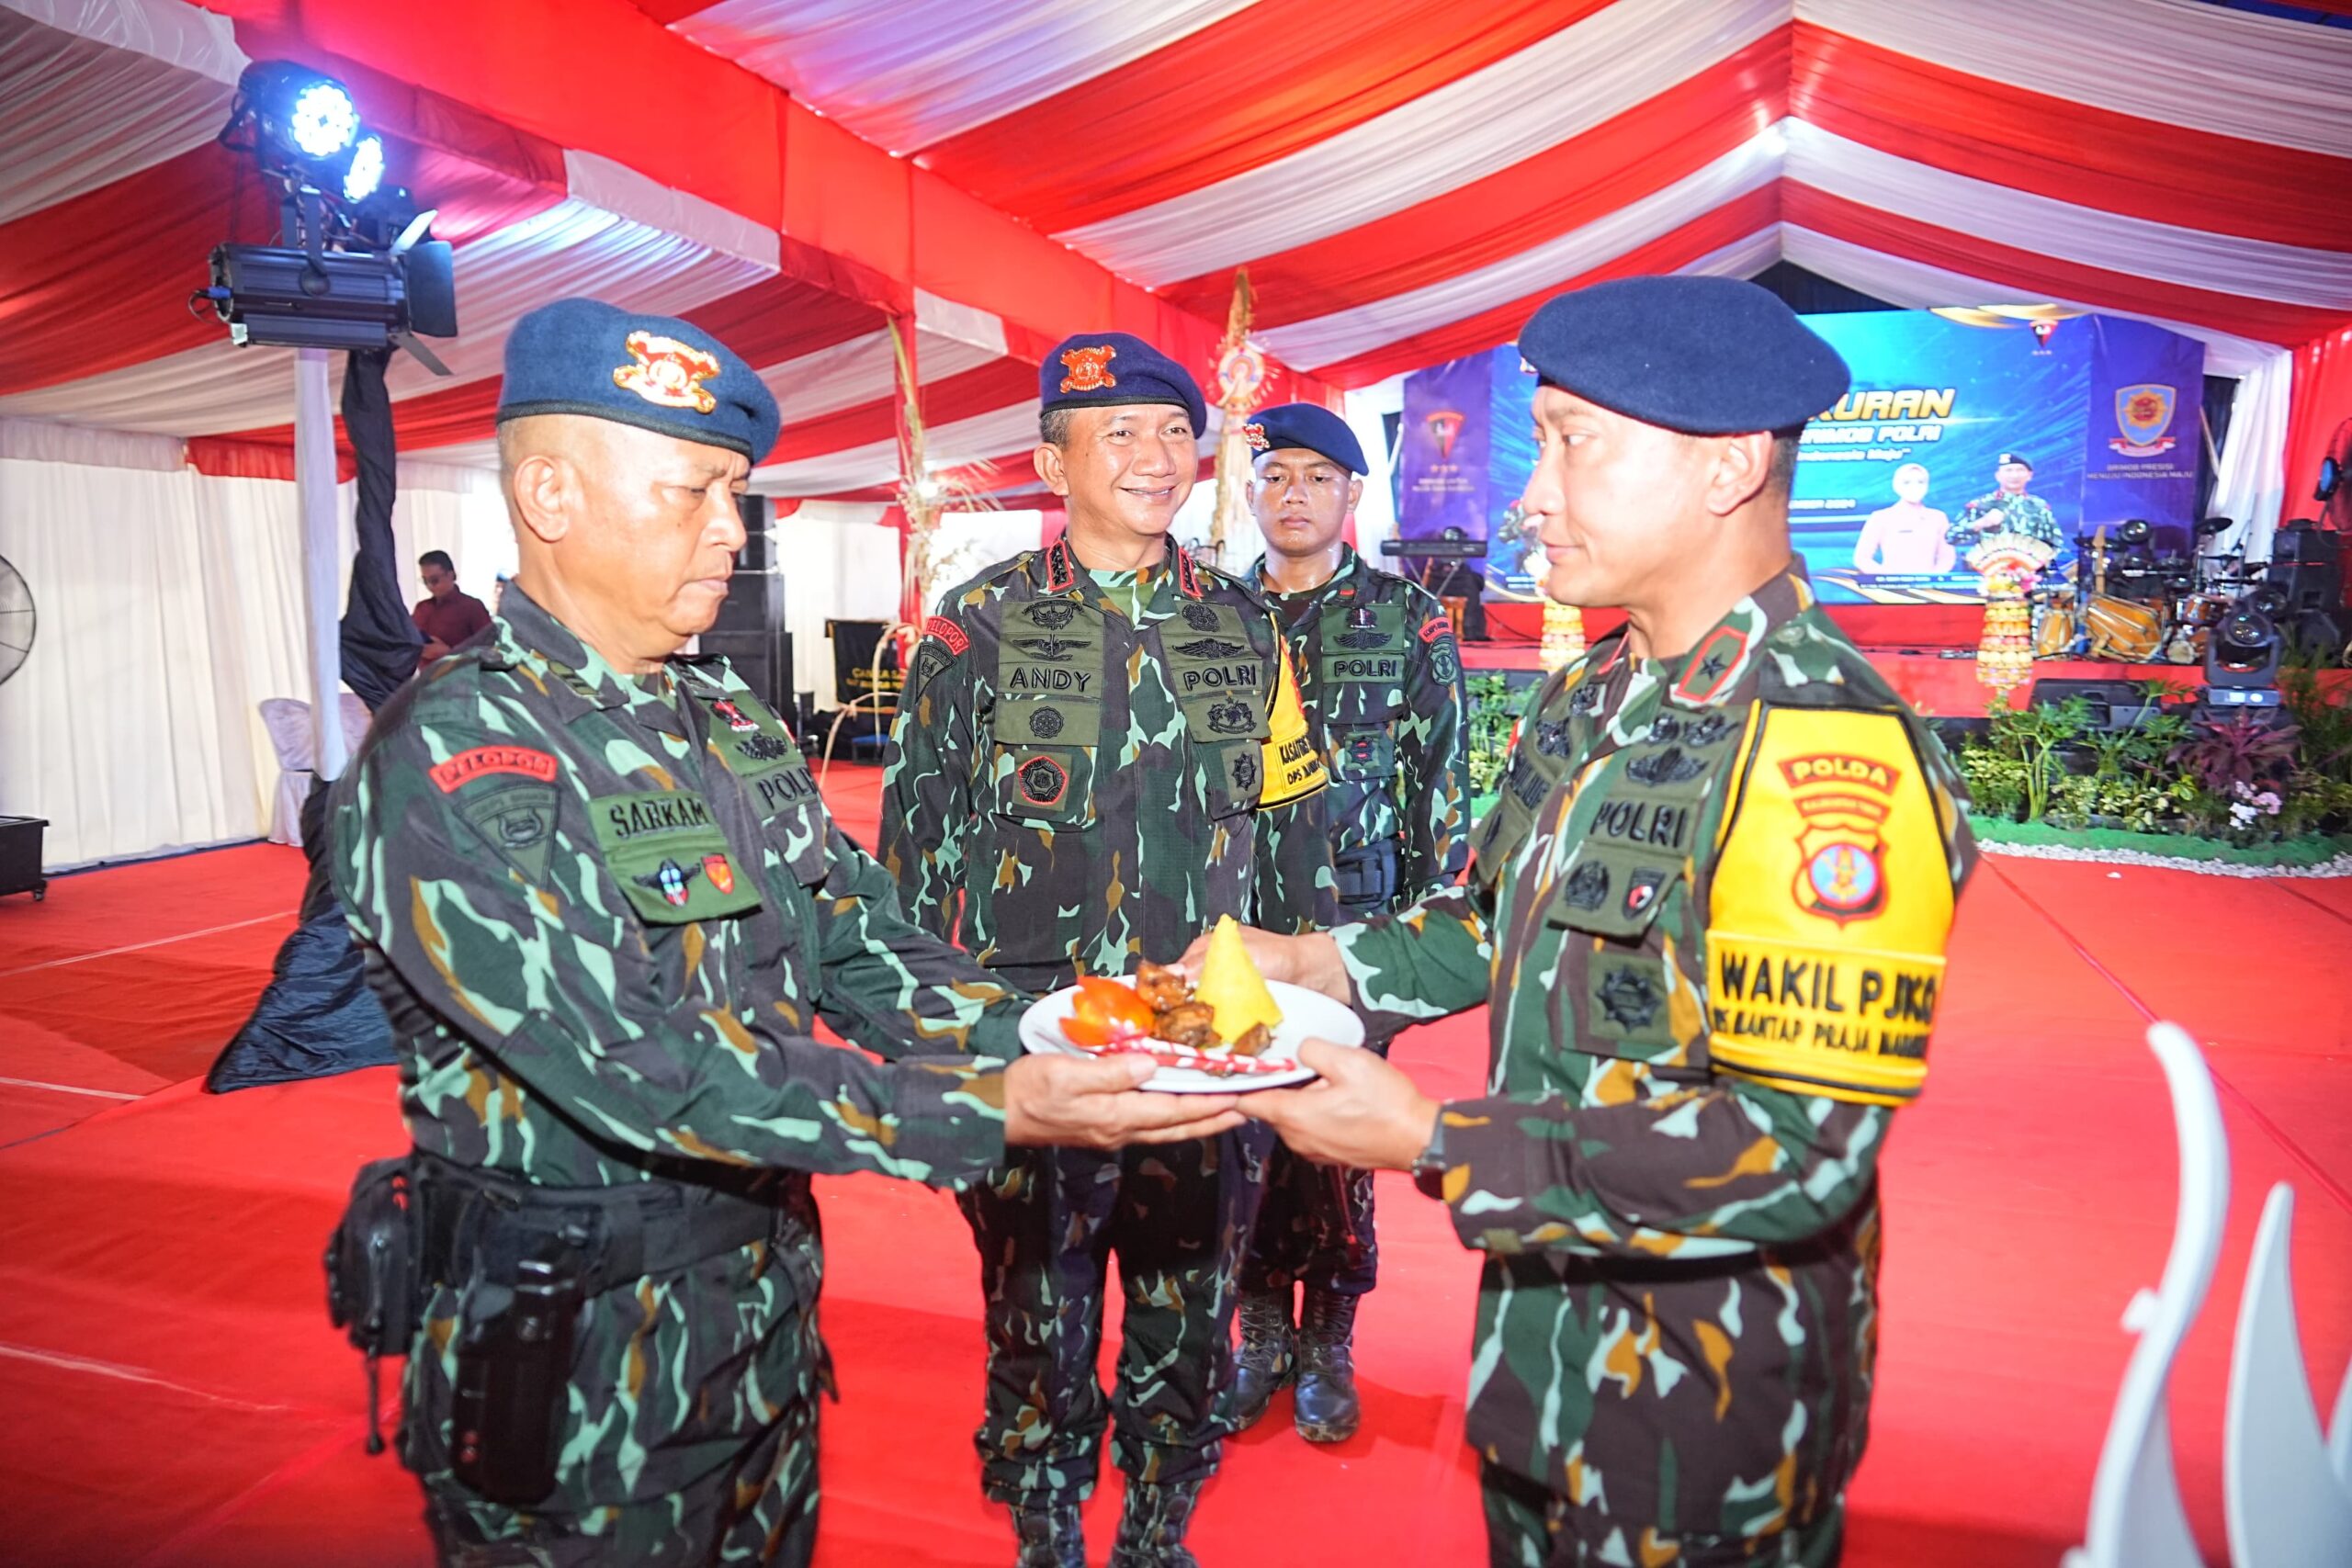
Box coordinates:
[1395,310,2204,606]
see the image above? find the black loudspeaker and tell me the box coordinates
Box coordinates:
[2028,677,2165,729]
[2266,522,2344,614]
[695,496,793,713]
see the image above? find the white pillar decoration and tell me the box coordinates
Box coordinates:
[293,347,347,782]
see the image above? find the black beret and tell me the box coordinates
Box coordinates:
[1039,332,1206,434]
[1244,401,1366,475]
[1997,452,2034,469]
[497,298,780,464]
[1516,276,1850,435]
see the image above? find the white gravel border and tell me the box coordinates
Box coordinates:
[1976,839,2352,878]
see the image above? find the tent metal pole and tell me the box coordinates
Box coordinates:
[293,346,348,783]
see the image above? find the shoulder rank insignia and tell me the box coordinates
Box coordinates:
[614,332,720,414]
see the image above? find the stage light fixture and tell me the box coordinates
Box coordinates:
[342,134,384,204]
[2200,594,2284,709]
[201,63,458,375]
[288,80,359,159]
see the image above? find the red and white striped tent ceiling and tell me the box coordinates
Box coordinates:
[5,0,2350,513]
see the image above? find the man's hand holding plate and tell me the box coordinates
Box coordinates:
[1001,1052,1243,1149]
[1240,1039,1441,1171]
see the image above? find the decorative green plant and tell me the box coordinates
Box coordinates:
[1982,695,2094,822]
[1464,672,1518,799]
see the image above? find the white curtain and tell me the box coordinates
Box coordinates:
[777,502,900,703]
[0,431,512,869]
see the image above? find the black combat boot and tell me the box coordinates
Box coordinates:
[1107,1479,1203,1568]
[1293,1288,1361,1444]
[1227,1286,1295,1431]
[1009,1499,1085,1568]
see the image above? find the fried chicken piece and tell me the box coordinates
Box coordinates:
[1135,961,1191,1012]
[1230,1022,1272,1058]
[1153,1001,1219,1048]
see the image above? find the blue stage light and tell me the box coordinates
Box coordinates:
[288,80,358,160]
[343,135,384,204]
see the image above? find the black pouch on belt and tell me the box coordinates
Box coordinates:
[324,1154,420,1455]
[1333,840,1402,913]
[449,1239,583,1506]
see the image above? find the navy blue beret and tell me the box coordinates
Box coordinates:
[1998,451,2033,469]
[1038,332,1206,434]
[1244,401,1366,475]
[497,298,781,464]
[1516,276,1849,435]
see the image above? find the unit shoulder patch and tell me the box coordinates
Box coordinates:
[1705,705,1957,1106]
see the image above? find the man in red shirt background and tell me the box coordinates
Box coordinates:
[412,548,492,660]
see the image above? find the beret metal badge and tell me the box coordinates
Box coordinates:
[1058,344,1117,394]
[614,331,720,414]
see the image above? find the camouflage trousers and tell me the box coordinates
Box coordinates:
[1238,1145,1376,1298]
[402,1236,830,1567]
[1480,1461,1846,1568]
[958,1126,1271,1504]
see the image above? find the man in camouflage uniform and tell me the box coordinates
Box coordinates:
[880,333,1335,1568]
[1951,450,2064,549]
[1227,401,1467,1445]
[330,299,1244,1568]
[1203,277,1977,1565]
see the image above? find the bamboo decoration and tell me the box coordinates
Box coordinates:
[1205,269,1269,570]
[888,317,995,630]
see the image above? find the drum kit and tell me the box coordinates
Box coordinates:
[2038,518,2297,665]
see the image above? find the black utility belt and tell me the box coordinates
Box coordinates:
[413,1149,785,1297]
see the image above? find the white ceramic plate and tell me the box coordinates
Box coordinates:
[1017,977,1366,1094]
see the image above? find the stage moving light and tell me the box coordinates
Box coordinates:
[201,63,457,375]
[288,80,358,159]
[2200,593,2285,716]
[342,135,384,204]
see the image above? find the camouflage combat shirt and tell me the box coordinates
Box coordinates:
[1255,544,1468,908]
[1951,489,2063,550]
[882,537,1335,988]
[1336,567,1975,1539]
[328,584,1021,1506]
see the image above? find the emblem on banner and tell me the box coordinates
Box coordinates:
[1423,409,1465,460]
[1778,751,1905,924]
[614,332,721,413]
[2109,384,2179,457]
[1058,344,1118,393]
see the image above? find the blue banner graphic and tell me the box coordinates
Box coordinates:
[1395,310,2204,607]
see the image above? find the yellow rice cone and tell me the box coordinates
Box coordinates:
[1194,915,1283,1042]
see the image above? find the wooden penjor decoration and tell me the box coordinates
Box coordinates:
[1204,269,1268,570]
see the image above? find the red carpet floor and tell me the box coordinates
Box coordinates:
[2,764,2346,1567]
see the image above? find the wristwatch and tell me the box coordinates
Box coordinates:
[1410,1111,1451,1201]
